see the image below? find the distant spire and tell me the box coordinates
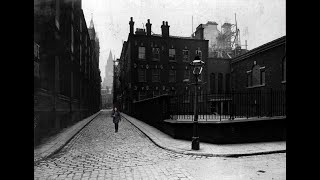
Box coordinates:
[89,13,94,29]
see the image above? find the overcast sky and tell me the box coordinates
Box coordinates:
[82,0,286,80]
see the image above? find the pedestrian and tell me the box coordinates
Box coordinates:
[111,106,121,133]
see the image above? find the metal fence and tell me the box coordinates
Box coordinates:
[168,88,286,121]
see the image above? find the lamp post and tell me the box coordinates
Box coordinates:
[189,56,205,150]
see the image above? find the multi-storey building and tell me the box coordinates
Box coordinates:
[34,0,101,145]
[117,18,208,113]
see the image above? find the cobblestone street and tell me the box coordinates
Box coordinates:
[34,110,286,180]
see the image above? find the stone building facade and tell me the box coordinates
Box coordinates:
[34,0,101,145]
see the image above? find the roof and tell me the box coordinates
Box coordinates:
[222,23,232,27]
[206,21,218,25]
[231,36,286,63]
[139,33,207,41]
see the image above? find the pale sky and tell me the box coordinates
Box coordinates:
[82,0,286,81]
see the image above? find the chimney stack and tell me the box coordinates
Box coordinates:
[161,21,170,37]
[129,17,134,35]
[146,19,152,36]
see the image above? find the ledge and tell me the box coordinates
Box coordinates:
[281,80,286,84]
[246,84,266,89]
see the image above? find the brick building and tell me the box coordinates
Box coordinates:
[231,36,286,91]
[117,18,208,113]
[34,0,101,145]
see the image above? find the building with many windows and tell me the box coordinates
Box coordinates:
[116,18,208,113]
[34,0,101,145]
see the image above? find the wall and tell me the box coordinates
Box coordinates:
[231,37,286,91]
[206,58,231,93]
[34,1,101,146]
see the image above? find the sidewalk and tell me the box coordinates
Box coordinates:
[121,113,286,157]
[34,111,101,164]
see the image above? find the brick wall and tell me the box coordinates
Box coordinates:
[231,37,286,91]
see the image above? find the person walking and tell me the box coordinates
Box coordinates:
[111,107,121,133]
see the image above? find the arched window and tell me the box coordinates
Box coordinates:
[247,63,266,87]
[218,73,223,93]
[210,73,215,94]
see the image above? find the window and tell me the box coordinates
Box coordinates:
[138,69,146,82]
[183,70,190,81]
[152,47,160,61]
[138,46,146,60]
[210,73,215,94]
[252,65,260,86]
[139,91,146,100]
[182,50,189,62]
[169,70,176,82]
[153,91,160,97]
[196,49,202,60]
[226,73,230,93]
[247,64,266,87]
[218,73,223,93]
[282,57,286,82]
[71,25,74,53]
[152,69,160,82]
[55,0,60,30]
[34,42,40,59]
[260,69,265,85]
[169,49,176,61]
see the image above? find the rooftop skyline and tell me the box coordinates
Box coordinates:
[82,0,286,81]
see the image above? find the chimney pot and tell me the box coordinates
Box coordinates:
[163,21,165,25]
[166,21,168,26]
[148,19,150,23]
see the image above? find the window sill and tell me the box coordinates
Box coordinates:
[247,84,266,89]
[169,60,177,62]
[281,80,286,84]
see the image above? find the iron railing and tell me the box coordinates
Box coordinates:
[168,88,286,121]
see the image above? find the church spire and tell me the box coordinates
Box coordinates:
[89,13,94,29]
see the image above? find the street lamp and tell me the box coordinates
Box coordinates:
[189,56,205,150]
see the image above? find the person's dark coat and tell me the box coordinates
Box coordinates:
[112,110,121,123]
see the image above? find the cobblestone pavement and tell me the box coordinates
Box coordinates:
[34,110,286,180]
